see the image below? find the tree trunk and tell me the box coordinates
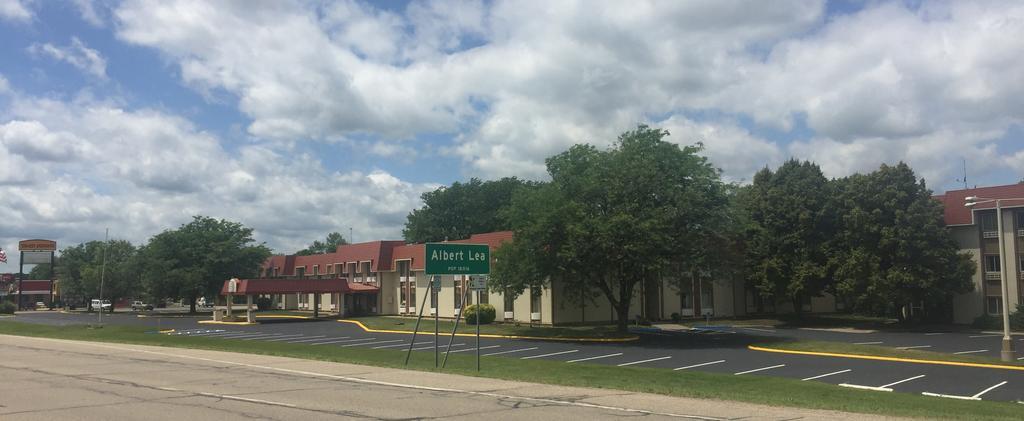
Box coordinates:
[188,293,196,314]
[615,301,630,333]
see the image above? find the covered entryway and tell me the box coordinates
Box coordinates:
[217,277,379,322]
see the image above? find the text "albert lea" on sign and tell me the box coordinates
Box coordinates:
[431,249,487,262]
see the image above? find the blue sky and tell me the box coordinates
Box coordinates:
[1,0,1023,268]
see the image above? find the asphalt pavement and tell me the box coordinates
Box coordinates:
[9,311,1024,403]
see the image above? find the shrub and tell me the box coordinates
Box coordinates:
[0,301,16,314]
[256,297,273,311]
[972,313,1000,330]
[464,303,496,324]
[670,312,681,323]
[1010,304,1024,330]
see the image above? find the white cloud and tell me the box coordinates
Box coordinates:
[0,0,31,22]
[28,37,108,79]
[73,0,105,27]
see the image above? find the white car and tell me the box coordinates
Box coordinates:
[90,299,111,311]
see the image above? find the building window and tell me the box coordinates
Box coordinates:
[987,296,1003,315]
[980,212,998,232]
[504,290,515,313]
[454,276,463,309]
[530,288,542,314]
[478,287,488,305]
[985,255,1001,272]
[409,281,416,310]
[296,266,306,278]
[399,280,407,310]
[312,265,319,276]
[328,264,334,274]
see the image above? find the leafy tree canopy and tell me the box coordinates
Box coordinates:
[296,232,348,255]
[56,240,139,312]
[404,177,538,243]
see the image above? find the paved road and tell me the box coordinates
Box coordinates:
[9,311,1024,403]
[0,334,899,420]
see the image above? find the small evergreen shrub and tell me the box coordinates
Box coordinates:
[972,313,1000,330]
[0,301,16,314]
[464,303,496,324]
[256,297,273,311]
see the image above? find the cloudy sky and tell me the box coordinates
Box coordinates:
[2,0,1023,268]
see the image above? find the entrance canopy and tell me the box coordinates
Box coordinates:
[219,278,379,296]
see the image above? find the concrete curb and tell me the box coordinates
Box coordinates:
[197,320,258,326]
[338,319,639,342]
[749,345,1024,371]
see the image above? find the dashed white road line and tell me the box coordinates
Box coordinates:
[617,356,671,367]
[521,349,579,360]
[342,339,403,347]
[567,353,623,363]
[923,332,945,336]
[482,347,538,356]
[195,391,297,408]
[969,334,1001,338]
[311,337,375,345]
[895,345,932,350]
[801,369,851,381]
[853,341,883,345]
[741,327,776,333]
[673,360,725,371]
[734,364,785,375]
[952,349,989,355]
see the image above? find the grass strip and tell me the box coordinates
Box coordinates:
[348,315,634,339]
[755,340,1024,367]
[0,320,1021,420]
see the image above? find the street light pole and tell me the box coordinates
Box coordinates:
[995,199,1014,361]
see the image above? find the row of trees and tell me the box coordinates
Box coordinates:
[405,125,974,331]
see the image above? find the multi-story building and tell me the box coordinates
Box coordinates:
[936,184,1024,324]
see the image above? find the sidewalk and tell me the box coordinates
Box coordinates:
[0,334,905,420]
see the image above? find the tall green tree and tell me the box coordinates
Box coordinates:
[139,216,271,313]
[56,240,139,312]
[296,232,348,255]
[490,125,728,332]
[830,163,974,320]
[404,177,537,243]
[743,160,834,314]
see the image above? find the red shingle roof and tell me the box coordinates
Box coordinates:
[220,278,378,295]
[938,184,1024,226]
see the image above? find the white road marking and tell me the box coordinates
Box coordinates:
[734,364,785,375]
[342,339,403,347]
[196,391,296,408]
[969,334,1001,338]
[482,347,538,356]
[921,381,1007,401]
[269,335,325,342]
[521,349,579,360]
[311,337,375,345]
[288,336,349,344]
[213,332,266,338]
[839,383,893,392]
[447,345,500,353]
[220,333,277,339]
[567,353,623,363]
[853,341,883,345]
[895,345,931,350]
[246,334,306,341]
[923,333,945,336]
[412,343,463,351]
[880,375,926,389]
[617,356,671,367]
[17,336,730,420]
[952,349,989,355]
[673,360,725,370]
[372,341,433,349]
[801,369,851,381]
[741,327,776,333]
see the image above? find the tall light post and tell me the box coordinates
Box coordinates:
[965,196,1022,361]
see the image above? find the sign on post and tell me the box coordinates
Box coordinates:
[425,243,490,275]
[431,276,442,291]
[469,276,487,290]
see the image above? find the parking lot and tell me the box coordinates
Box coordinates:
[11,311,1024,403]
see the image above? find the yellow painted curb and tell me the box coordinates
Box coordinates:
[748,345,1024,371]
[254,315,312,319]
[159,329,176,334]
[337,319,639,342]
[198,320,258,326]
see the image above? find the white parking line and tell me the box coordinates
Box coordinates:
[567,353,623,363]
[741,327,776,333]
[412,343,463,351]
[801,369,852,381]
[373,341,433,349]
[482,347,538,356]
[969,334,1001,338]
[952,349,989,355]
[521,349,578,360]
[673,360,725,370]
[881,375,926,389]
[311,337,375,346]
[853,341,883,345]
[840,375,925,392]
[895,345,931,350]
[342,339,403,347]
[922,381,1006,401]
[448,345,500,353]
[288,336,349,344]
[215,332,267,338]
[617,356,671,367]
[222,333,277,339]
[267,335,323,342]
[734,364,785,375]
[923,332,945,336]
[247,334,306,341]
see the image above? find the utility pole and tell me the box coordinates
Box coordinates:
[98,228,108,325]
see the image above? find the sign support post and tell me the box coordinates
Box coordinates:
[433,276,440,368]
[403,284,432,366]
[476,288,481,371]
[424,243,490,370]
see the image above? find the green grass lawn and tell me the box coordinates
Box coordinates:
[0,319,1021,420]
[348,315,635,339]
[755,339,1024,367]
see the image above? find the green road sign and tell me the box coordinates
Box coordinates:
[425,243,490,275]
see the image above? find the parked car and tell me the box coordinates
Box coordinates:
[90,299,111,311]
[130,301,154,311]
[35,301,47,310]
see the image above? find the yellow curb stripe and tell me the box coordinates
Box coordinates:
[337,319,638,342]
[197,321,258,327]
[159,329,176,334]
[748,345,1024,371]
[254,315,312,319]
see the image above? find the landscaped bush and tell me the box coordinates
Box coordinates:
[1009,304,1024,330]
[670,312,681,323]
[256,297,273,311]
[0,301,16,314]
[972,313,1000,330]
[464,303,496,324]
